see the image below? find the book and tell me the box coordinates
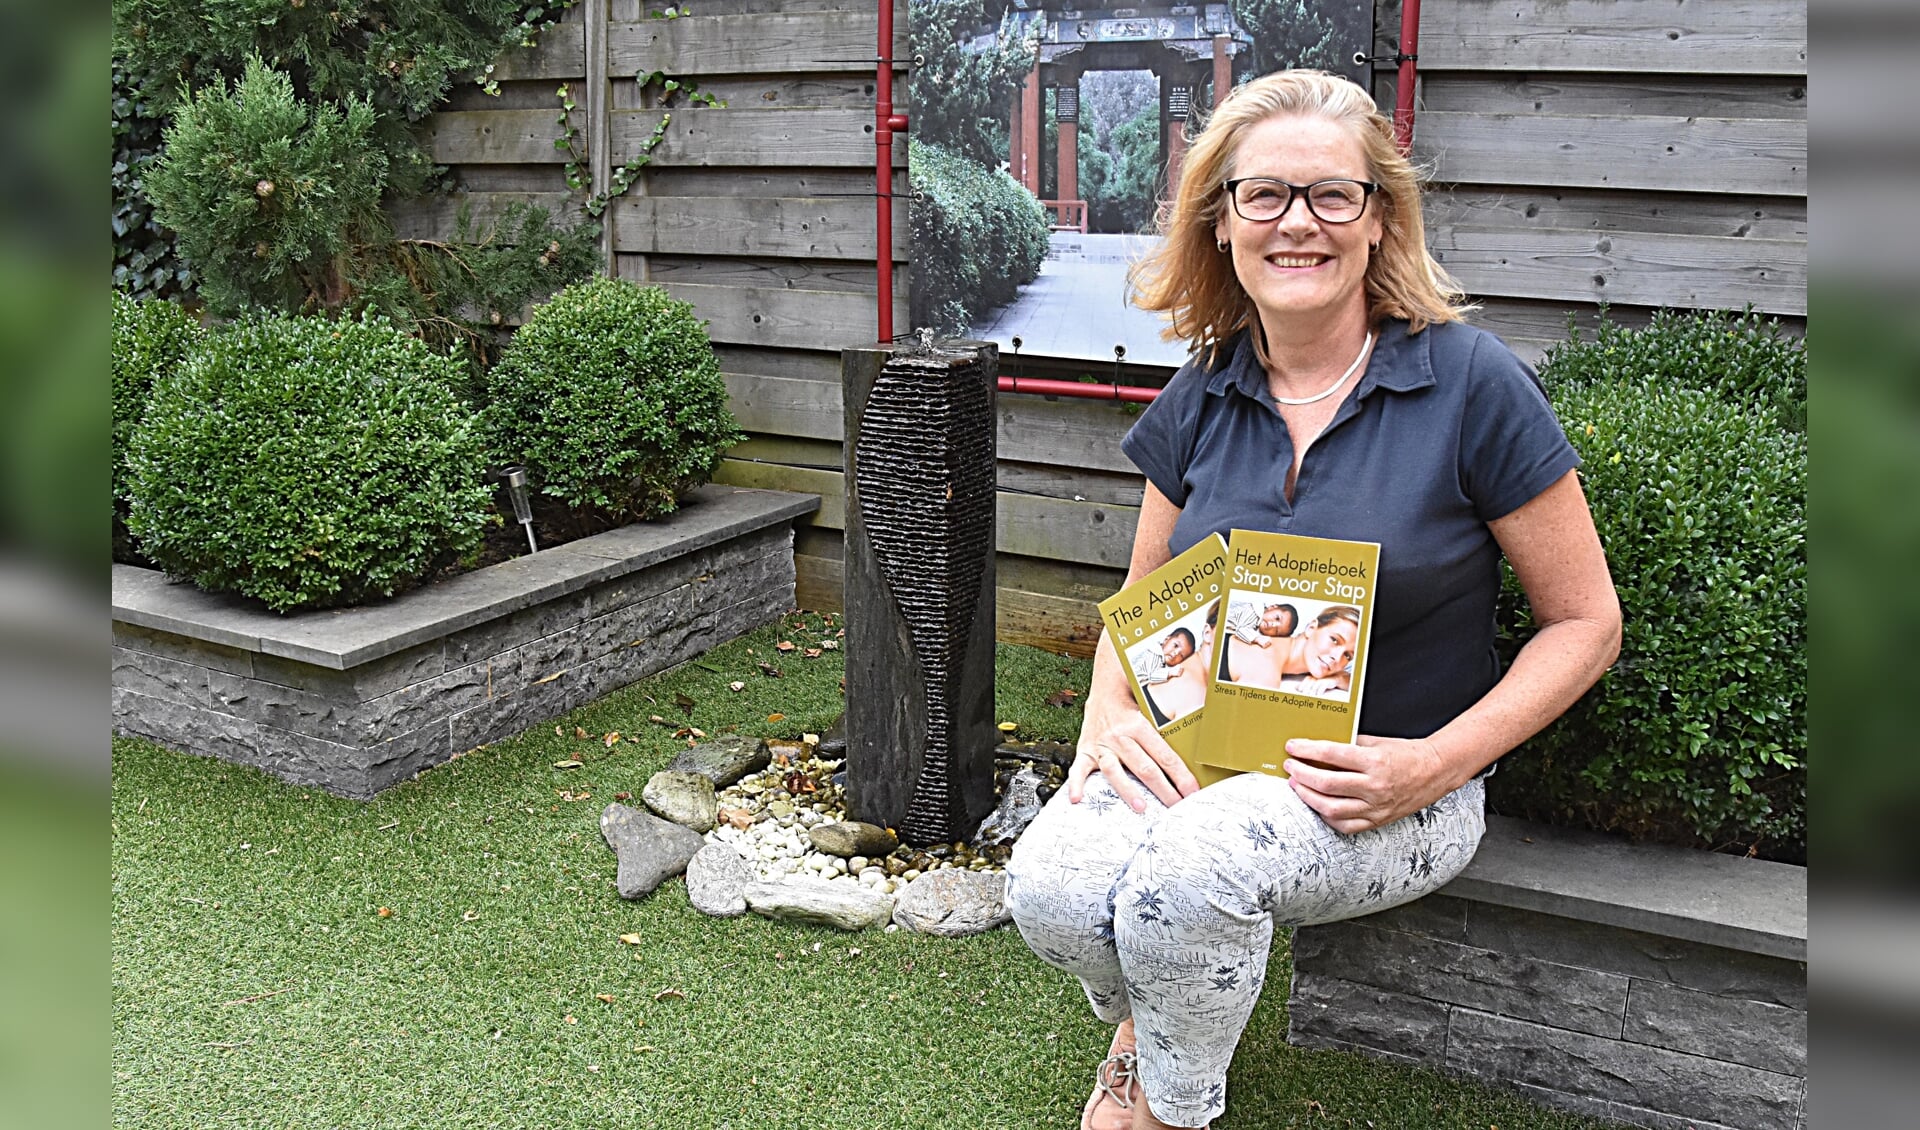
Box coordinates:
[1097,534,1238,787]
[1199,529,1382,778]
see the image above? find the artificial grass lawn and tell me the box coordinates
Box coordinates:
[113,612,1607,1130]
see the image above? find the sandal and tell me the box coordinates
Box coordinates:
[1080,1048,1138,1130]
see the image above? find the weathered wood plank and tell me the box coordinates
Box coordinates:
[610,195,903,259]
[652,281,898,351]
[1418,113,1805,197]
[791,551,1110,657]
[646,255,906,299]
[715,345,844,383]
[489,20,586,81]
[719,371,1143,473]
[709,459,1138,568]
[1466,298,1802,355]
[1419,72,1808,120]
[1426,187,1806,242]
[386,191,584,241]
[613,107,906,168]
[729,435,1147,508]
[614,74,881,112]
[713,459,844,526]
[448,165,576,193]
[648,166,901,198]
[425,109,570,165]
[1430,226,1807,316]
[607,13,900,75]
[729,434,844,469]
[444,80,582,113]
[1419,0,1807,75]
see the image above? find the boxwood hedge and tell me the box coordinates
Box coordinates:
[113,293,203,559]
[482,277,741,525]
[124,312,493,612]
[908,138,1050,335]
[1494,312,1807,859]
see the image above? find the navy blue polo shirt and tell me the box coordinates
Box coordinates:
[1120,318,1578,741]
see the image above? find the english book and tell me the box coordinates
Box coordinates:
[1199,529,1381,779]
[1097,534,1237,787]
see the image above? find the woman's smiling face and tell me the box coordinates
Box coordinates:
[1304,616,1359,679]
[1215,113,1383,332]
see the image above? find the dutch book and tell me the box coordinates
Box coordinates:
[1097,533,1236,787]
[1199,529,1381,778]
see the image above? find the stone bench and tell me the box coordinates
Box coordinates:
[1287,814,1807,1130]
[113,485,820,798]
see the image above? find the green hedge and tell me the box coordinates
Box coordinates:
[908,138,1050,336]
[1493,311,1807,859]
[125,312,492,612]
[482,277,741,525]
[112,294,203,560]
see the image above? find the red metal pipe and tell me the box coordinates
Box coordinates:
[998,375,1159,404]
[1393,0,1421,154]
[875,3,908,342]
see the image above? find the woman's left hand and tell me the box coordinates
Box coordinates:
[1280,735,1458,834]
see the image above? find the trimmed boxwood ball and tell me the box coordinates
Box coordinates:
[483,276,742,523]
[1494,378,1806,859]
[113,293,204,556]
[125,312,493,613]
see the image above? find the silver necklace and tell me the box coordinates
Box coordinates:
[1273,332,1374,406]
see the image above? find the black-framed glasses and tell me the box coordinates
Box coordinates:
[1223,178,1380,224]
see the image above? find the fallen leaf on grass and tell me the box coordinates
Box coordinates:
[462,910,480,921]
[555,726,564,736]
[653,988,686,1001]
[613,791,631,802]
[649,714,669,726]
[821,639,841,650]
[574,726,589,739]
[564,1015,578,1024]
[766,712,785,723]
[618,933,642,945]
[776,640,796,652]
[729,681,746,692]
[803,648,822,659]
[1045,689,1080,708]
[376,907,393,918]
[552,760,583,770]
[673,692,696,716]
[602,732,620,747]
[756,661,782,678]
[595,993,615,1004]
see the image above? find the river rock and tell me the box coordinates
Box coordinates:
[744,878,894,931]
[975,765,1045,846]
[667,735,771,788]
[600,803,706,899]
[685,842,752,917]
[807,820,897,858]
[642,769,718,832]
[892,868,1011,937]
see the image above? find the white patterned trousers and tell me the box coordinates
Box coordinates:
[1004,769,1485,1127]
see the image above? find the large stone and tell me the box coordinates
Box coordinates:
[668,735,771,788]
[744,878,894,931]
[600,803,706,899]
[1287,973,1450,1067]
[642,769,718,833]
[1622,979,1806,1076]
[891,868,1011,937]
[973,765,1044,846]
[684,842,752,917]
[807,820,897,858]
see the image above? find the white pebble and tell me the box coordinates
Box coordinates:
[849,856,869,872]
[903,868,920,881]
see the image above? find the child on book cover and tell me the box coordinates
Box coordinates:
[1122,602,1217,726]
[1218,598,1360,701]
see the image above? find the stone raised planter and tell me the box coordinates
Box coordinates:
[1288,814,1807,1130]
[112,485,820,798]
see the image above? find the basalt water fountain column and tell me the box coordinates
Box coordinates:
[840,340,999,845]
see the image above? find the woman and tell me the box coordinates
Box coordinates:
[1003,71,1620,1130]
[1224,604,1355,693]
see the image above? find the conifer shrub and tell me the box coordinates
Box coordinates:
[482,277,741,525]
[1494,313,1807,859]
[125,313,492,612]
[113,294,203,559]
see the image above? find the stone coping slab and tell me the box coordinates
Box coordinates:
[112,486,820,670]
[1442,815,1806,962]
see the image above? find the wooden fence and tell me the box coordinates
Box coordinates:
[401,0,1807,656]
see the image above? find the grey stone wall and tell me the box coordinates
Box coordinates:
[112,488,816,798]
[1288,821,1808,1130]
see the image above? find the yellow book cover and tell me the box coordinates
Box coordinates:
[1096,534,1236,787]
[1200,529,1381,778]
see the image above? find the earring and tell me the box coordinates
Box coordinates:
[1217,238,1230,252]
[1368,242,1380,254]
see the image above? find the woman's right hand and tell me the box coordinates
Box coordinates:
[1067,697,1200,812]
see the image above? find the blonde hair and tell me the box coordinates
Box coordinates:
[1129,70,1470,364]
